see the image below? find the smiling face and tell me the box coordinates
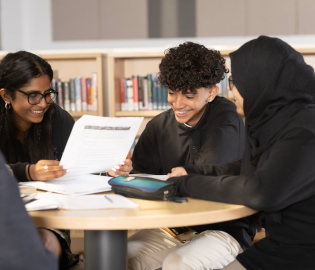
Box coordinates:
[0,75,52,132]
[168,86,218,127]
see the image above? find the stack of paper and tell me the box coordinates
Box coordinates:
[21,175,112,196]
[25,193,139,211]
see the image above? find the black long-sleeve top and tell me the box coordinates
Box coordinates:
[132,97,255,249]
[5,104,74,182]
[171,108,315,269]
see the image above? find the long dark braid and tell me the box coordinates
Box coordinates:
[0,51,55,164]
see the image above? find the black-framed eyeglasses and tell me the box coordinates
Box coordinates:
[14,89,58,105]
[228,75,234,90]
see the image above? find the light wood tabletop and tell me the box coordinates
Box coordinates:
[29,194,257,230]
[28,192,256,270]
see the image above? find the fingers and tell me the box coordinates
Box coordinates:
[108,170,116,177]
[39,165,64,173]
[39,169,68,181]
[38,160,60,166]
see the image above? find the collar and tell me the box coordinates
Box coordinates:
[176,101,213,135]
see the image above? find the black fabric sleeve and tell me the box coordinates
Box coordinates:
[171,126,315,212]
[8,162,28,182]
[184,159,242,176]
[0,153,58,270]
[194,110,245,165]
[131,121,160,174]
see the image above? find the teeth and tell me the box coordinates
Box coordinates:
[31,110,43,113]
[176,110,188,115]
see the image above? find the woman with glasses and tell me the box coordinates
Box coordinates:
[0,51,78,269]
[168,36,315,269]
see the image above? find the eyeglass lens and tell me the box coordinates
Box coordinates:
[28,92,57,105]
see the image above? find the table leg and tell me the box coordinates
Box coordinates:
[84,230,128,270]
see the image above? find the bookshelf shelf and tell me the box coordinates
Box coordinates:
[115,110,165,117]
[69,111,98,118]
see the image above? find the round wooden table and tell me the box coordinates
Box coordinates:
[29,196,256,270]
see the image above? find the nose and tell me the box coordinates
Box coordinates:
[168,93,185,108]
[37,96,48,107]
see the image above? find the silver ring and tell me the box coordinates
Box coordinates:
[44,165,48,173]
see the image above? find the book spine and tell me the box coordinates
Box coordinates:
[69,79,76,112]
[157,77,163,110]
[120,78,126,111]
[147,74,153,110]
[138,76,143,110]
[152,74,158,110]
[143,78,148,110]
[126,78,134,111]
[92,73,98,111]
[132,76,139,111]
[81,78,87,111]
[63,82,70,112]
[86,79,91,111]
[75,78,82,112]
[57,80,63,109]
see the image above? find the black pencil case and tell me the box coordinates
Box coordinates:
[108,176,187,203]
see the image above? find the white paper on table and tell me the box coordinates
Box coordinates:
[21,175,112,196]
[25,193,139,211]
[129,174,169,181]
[58,115,143,179]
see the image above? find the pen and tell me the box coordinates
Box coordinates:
[104,195,113,203]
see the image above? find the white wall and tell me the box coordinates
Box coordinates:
[2,0,315,52]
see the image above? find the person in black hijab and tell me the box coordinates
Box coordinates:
[167,35,315,269]
[0,151,58,270]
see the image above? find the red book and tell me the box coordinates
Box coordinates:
[80,78,87,111]
[86,78,91,111]
[132,76,139,111]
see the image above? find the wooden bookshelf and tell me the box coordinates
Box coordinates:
[38,53,108,118]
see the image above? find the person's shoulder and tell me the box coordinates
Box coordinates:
[147,108,175,127]
[52,104,74,126]
[212,96,237,112]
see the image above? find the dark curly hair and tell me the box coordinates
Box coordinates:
[159,42,229,93]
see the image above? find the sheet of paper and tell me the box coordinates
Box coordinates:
[21,175,112,196]
[25,193,60,211]
[129,174,169,181]
[59,115,143,179]
[25,193,139,211]
[52,193,139,210]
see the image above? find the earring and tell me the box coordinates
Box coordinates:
[5,103,11,110]
[208,99,212,102]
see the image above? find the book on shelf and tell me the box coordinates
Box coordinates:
[119,73,169,112]
[51,74,98,113]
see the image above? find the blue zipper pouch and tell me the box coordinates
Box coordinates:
[108,176,187,203]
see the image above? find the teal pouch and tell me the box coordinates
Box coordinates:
[108,176,187,203]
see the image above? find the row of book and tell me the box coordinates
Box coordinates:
[51,73,98,112]
[120,73,234,112]
[120,73,171,111]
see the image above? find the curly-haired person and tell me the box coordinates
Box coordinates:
[126,42,253,270]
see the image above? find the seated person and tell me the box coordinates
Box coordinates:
[0,51,78,269]
[126,42,255,270]
[168,36,315,270]
[0,151,58,270]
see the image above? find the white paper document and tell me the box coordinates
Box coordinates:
[58,115,143,179]
[21,175,112,196]
[25,193,139,211]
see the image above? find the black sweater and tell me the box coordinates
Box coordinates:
[132,97,255,249]
[5,104,74,182]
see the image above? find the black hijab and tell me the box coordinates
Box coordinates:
[230,36,315,175]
